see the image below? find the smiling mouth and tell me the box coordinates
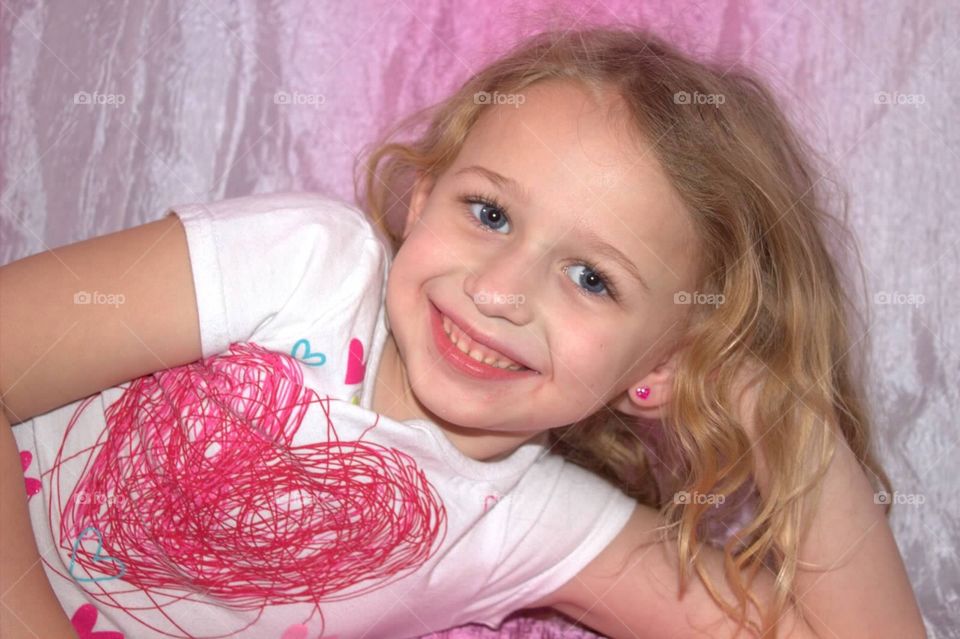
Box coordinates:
[440,314,530,371]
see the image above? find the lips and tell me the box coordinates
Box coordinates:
[441,315,526,370]
[428,301,540,381]
[433,302,538,373]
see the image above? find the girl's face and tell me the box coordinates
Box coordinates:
[384,80,699,443]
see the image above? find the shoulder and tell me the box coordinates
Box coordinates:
[168,190,377,237]
[167,190,389,268]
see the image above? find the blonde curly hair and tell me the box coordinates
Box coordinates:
[353,25,893,638]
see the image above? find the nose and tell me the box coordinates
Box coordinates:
[463,247,539,325]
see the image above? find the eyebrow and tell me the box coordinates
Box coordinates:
[578,228,652,293]
[454,164,652,293]
[455,165,531,203]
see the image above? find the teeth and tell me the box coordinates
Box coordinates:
[441,314,526,371]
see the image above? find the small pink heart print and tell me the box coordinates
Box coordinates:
[70,603,125,638]
[344,338,366,385]
[20,450,42,499]
[280,625,338,639]
[281,625,308,639]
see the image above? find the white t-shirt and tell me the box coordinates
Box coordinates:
[12,192,638,639]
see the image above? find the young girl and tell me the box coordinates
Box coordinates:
[0,26,925,639]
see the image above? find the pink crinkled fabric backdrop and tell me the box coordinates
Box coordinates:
[1,1,956,637]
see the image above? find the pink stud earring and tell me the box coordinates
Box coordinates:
[635,386,650,400]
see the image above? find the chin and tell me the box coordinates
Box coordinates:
[405,378,490,430]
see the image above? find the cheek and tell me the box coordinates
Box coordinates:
[385,249,420,324]
[385,232,445,319]
[552,327,621,393]
[390,236,432,284]
[396,226,450,272]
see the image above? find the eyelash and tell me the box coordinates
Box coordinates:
[457,191,621,302]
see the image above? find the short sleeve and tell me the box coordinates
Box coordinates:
[470,455,638,628]
[164,191,388,359]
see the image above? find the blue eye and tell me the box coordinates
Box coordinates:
[466,198,510,233]
[457,192,620,302]
[563,264,611,296]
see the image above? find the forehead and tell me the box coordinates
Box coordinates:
[445,80,699,290]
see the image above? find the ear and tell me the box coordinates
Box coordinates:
[402,171,436,240]
[611,345,685,421]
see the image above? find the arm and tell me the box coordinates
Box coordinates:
[0,212,201,424]
[738,376,925,639]
[0,212,202,637]
[537,379,926,638]
[753,420,926,639]
[541,502,817,638]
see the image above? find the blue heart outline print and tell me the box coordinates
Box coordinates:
[69,525,127,583]
[290,338,326,366]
